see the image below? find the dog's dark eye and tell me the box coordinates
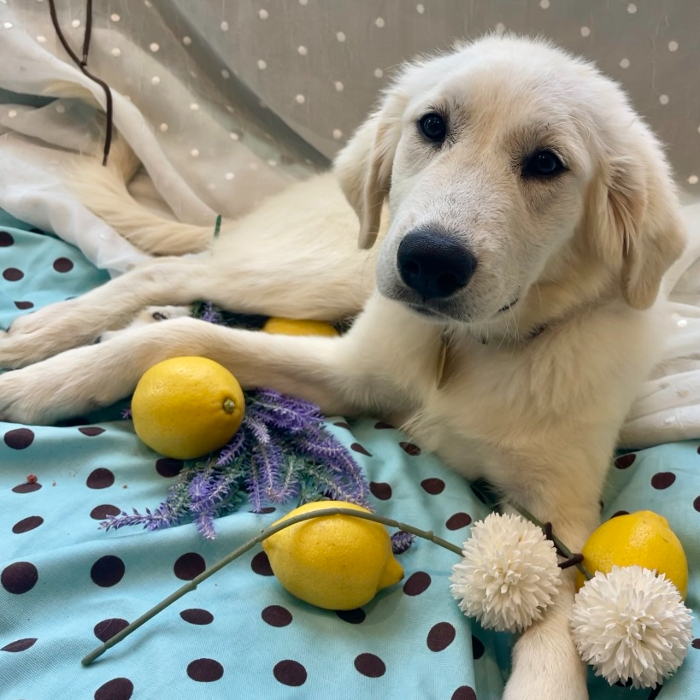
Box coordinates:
[418,113,447,143]
[522,150,565,178]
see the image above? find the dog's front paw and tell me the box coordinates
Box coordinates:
[0,368,63,425]
[0,319,48,369]
[0,352,109,425]
[0,300,95,368]
[504,616,588,700]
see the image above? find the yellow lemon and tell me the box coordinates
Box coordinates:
[263,317,339,337]
[262,501,404,610]
[576,510,688,599]
[131,356,245,460]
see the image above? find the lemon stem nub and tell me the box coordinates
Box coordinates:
[223,398,236,414]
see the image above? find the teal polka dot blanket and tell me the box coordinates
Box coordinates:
[1,211,699,700]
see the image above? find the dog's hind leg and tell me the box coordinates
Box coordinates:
[5,154,380,368]
[0,215,376,369]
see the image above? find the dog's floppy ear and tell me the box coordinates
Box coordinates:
[334,102,401,250]
[591,145,686,310]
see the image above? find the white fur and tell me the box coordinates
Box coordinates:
[0,35,686,700]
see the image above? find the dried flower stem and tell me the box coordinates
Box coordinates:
[81,507,462,667]
[510,503,593,581]
[83,505,590,667]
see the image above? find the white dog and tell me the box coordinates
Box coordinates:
[0,35,686,699]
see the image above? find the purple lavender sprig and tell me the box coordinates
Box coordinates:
[102,390,371,539]
[391,531,416,555]
[198,301,223,324]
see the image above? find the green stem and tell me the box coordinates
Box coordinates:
[82,504,591,667]
[81,508,462,667]
[510,503,593,581]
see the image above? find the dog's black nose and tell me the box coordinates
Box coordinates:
[397,229,477,299]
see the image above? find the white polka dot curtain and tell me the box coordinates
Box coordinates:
[0,0,697,254]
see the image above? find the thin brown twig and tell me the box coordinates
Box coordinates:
[47,0,113,165]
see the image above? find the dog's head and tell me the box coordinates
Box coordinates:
[334,35,685,328]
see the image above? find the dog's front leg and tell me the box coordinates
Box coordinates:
[503,553,589,700]
[500,473,604,700]
[0,297,429,425]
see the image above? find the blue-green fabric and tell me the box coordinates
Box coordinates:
[1,213,698,700]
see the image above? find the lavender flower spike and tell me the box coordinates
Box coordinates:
[106,310,371,538]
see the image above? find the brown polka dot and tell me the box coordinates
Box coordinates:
[79,427,105,436]
[374,421,394,429]
[336,608,365,624]
[651,472,676,489]
[90,555,125,587]
[0,231,14,246]
[250,506,276,514]
[4,428,35,449]
[400,441,421,456]
[350,442,372,456]
[1,638,37,652]
[12,516,44,534]
[446,512,472,530]
[333,421,351,430]
[14,301,33,310]
[615,453,636,469]
[427,622,456,652]
[262,605,293,627]
[94,677,134,700]
[174,552,206,580]
[94,618,129,643]
[695,495,700,512]
[452,687,477,700]
[251,551,274,576]
[180,609,214,625]
[691,638,700,649]
[472,634,485,659]
[12,482,42,494]
[369,481,392,500]
[155,458,184,477]
[354,653,385,678]
[610,510,630,519]
[273,659,307,686]
[90,504,121,520]
[3,268,23,281]
[403,571,432,596]
[53,257,74,273]
[1,562,38,594]
[421,478,445,495]
[86,468,115,489]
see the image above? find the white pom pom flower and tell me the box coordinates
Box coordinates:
[449,512,562,632]
[571,565,693,689]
